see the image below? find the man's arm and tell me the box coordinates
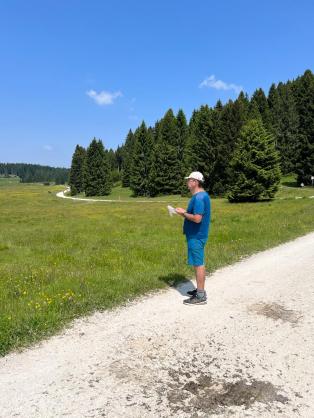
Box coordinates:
[175,207,203,223]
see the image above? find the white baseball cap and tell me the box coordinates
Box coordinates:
[185,171,204,182]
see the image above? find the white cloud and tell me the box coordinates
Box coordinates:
[199,75,243,94]
[43,145,53,151]
[86,89,123,106]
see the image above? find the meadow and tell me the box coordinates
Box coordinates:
[0,176,314,356]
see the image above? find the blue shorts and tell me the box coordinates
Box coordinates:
[186,238,207,266]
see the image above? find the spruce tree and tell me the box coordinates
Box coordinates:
[152,120,161,144]
[106,149,117,171]
[184,105,217,192]
[85,138,112,196]
[129,122,153,196]
[268,83,281,147]
[69,145,86,195]
[228,119,281,202]
[248,100,261,120]
[115,145,124,173]
[207,102,225,195]
[176,109,188,164]
[250,88,272,130]
[276,82,300,174]
[148,109,182,195]
[149,142,182,196]
[121,130,135,187]
[158,109,180,147]
[213,94,249,194]
[295,136,314,185]
[292,70,314,184]
[176,109,189,194]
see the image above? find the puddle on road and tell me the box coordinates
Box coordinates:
[248,302,302,324]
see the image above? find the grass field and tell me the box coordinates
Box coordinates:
[0,175,314,356]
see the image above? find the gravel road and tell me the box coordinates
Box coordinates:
[1,232,314,418]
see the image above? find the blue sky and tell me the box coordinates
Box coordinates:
[1,0,313,168]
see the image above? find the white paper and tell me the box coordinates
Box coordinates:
[167,205,177,217]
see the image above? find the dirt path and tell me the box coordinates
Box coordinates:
[56,188,314,203]
[56,189,182,203]
[1,233,314,417]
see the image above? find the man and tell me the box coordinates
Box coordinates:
[176,171,211,305]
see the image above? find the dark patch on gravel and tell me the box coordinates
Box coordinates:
[248,302,302,324]
[166,372,289,415]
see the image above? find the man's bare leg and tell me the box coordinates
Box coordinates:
[184,265,207,304]
[194,265,206,291]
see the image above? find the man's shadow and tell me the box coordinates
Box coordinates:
[158,273,195,296]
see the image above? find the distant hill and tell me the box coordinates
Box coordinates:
[0,163,69,184]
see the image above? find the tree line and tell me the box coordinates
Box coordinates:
[69,69,314,201]
[0,163,69,184]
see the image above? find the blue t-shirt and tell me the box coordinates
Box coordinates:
[183,191,211,239]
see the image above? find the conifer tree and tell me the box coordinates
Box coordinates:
[268,83,281,147]
[69,145,86,195]
[228,119,281,202]
[152,120,161,143]
[292,70,314,184]
[250,88,272,130]
[213,94,249,194]
[158,109,180,147]
[106,149,117,171]
[184,105,217,192]
[122,130,135,187]
[206,102,225,194]
[115,145,124,172]
[176,109,188,164]
[276,83,300,174]
[149,141,182,196]
[269,82,297,172]
[248,100,261,120]
[148,109,182,195]
[130,122,153,196]
[85,138,112,196]
[176,109,189,193]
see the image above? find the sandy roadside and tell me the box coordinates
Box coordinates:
[0,232,314,418]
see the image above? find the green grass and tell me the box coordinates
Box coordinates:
[0,178,314,356]
[277,174,314,199]
[0,176,20,187]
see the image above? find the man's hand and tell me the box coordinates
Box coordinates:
[176,207,203,223]
[175,207,186,216]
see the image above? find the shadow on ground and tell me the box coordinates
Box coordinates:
[158,273,195,296]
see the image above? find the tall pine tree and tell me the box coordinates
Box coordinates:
[130,122,153,196]
[228,119,281,202]
[277,82,300,174]
[121,130,135,187]
[148,109,182,195]
[250,88,272,130]
[213,94,249,194]
[69,145,86,195]
[85,138,112,196]
[184,105,217,192]
[292,70,314,184]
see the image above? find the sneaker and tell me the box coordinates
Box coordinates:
[187,289,207,297]
[183,295,207,305]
